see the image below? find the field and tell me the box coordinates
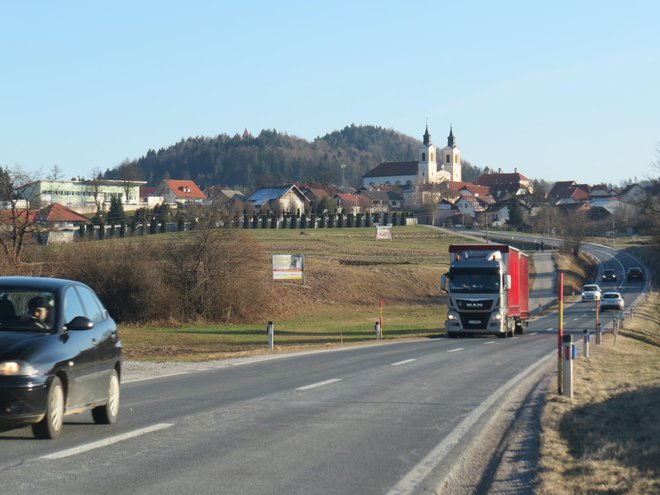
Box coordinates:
[120,226,470,361]
[536,293,660,494]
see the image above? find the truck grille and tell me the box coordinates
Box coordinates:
[456,299,493,311]
[459,312,490,329]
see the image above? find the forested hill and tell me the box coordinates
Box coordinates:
[105,125,424,189]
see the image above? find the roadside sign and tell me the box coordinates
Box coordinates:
[376,224,392,240]
[272,254,304,281]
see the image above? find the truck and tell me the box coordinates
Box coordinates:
[440,244,529,338]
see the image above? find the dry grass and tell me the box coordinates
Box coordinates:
[536,294,660,494]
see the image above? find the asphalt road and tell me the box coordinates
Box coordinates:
[0,241,647,494]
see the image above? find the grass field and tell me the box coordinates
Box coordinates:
[120,225,471,361]
[536,293,660,494]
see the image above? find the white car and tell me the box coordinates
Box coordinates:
[601,291,624,311]
[581,284,602,302]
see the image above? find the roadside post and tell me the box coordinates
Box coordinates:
[557,272,564,394]
[583,329,590,358]
[595,300,602,345]
[375,321,381,341]
[267,321,274,350]
[562,334,575,399]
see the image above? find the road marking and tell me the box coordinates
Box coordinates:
[546,327,553,332]
[296,378,342,391]
[387,354,553,495]
[41,423,174,460]
[483,341,496,345]
[573,318,580,321]
[447,348,464,353]
[124,371,192,384]
[511,336,519,340]
[392,359,417,366]
[529,332,537,335]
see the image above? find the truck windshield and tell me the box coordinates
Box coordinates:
[449,269,500,293]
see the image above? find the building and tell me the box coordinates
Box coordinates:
[18,179,146,213]
[156,179,206,205]
[247,185,309,214]
[362,126,462,188]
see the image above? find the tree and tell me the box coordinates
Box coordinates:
[47,164,64,181]
[107,196,126,225]
[89,167,104,215]
[0,166,42,264]
[117,160,142,203]
[507,199,525,229]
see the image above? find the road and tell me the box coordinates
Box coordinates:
[0,241,647,494]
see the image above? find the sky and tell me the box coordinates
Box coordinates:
[1,0,659,186]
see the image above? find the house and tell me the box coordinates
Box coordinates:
[300,186,332,212]
[156,180,206,205]
[334,193,371,214]
[474,170,534,199]
[359,189,403,212]
[33,203,90,244]
[247,185,310,214]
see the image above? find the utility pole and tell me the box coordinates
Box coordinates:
[341,163,347,188]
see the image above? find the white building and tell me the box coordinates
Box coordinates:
[362,126,461,188]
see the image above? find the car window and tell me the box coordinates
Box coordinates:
[63,287,86,324]
[74,286,106,324]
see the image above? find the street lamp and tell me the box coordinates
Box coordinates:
[341,163,347,188]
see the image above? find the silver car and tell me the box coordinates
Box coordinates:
[601,291,624,311]
[581,284,601,302]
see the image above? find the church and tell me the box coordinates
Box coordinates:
[361,126,462,188]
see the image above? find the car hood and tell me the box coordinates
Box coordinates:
[0,331,49,362]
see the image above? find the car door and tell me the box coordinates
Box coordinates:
[61,286,98,408]
[74,285,118,403]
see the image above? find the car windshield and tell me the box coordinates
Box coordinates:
[603,294,619,299]
[584,285,599,291]
[0,289,56,332]
[449,268,501,293]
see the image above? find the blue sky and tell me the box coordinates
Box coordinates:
[1,1,659,186]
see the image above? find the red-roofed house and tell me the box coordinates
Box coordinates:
[33,203,91,244]
[156,180,206,205]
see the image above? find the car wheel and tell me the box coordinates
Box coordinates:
[32,376,64,439]
[92,369,120,425]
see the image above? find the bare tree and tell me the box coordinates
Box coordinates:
[89,167,104,216]
[0,166,42,264]
[47,164,64,181]
[117,160,142,202]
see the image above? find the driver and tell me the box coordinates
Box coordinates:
[21,296,49,330]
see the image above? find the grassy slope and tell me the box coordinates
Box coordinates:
[120,226,473,360]
[536,294,660,494]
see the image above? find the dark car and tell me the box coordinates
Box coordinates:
[626,267,644,281]
[601,269,617,282]
[0,277,121,439]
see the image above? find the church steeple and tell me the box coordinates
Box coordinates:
[423,125,431,146]
[447,126,456,148]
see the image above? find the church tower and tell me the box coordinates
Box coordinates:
[440,126,461,182]
[418,125,438,184]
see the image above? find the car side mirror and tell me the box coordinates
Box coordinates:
[65,316,94,331]
[505,275,512,290]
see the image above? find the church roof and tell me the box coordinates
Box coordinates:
[363,161,418,178]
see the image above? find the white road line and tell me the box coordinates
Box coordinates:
[546,327,553,332]
[387,354,553,495]
[447,348,464,353]
[511,337,519,340]
[573,317,580,321]
[296,378,342,391]
[483,341,496,345]
[41,423,174,460]
[529,332,537,335]
[392,359,417,366]
[124,371,192,384]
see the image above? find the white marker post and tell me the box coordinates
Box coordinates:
[375,321,381,341]
[583,329,590,358]
[267,321,274,350]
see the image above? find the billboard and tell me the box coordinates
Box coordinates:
[376,224,392,240]
[272,254,305,280]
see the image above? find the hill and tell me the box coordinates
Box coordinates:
[104,124,483,189]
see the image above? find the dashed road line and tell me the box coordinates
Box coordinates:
[447,348,464,353]
[296,378,342,391]
[41,423,174,460]
[392,359,417,366]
